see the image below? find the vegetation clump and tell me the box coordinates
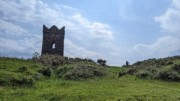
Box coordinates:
[118,56,180,81]
[0,72,35,87]
[55,64,107,80]
[10,76,35,87]
[18,66,28,72]
[97,59,107,66]
[38,67,52,77]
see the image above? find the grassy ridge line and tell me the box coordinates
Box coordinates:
[0,57,180,100]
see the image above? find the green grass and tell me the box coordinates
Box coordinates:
[1,75,180,101]
[0,57,180,101]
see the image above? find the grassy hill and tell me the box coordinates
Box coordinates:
[0,55,180,101]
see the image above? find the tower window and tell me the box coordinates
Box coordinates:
[52,43,55,49]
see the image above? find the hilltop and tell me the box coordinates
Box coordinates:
[0,55,180,101]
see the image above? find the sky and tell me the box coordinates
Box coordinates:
[0,0,180,66]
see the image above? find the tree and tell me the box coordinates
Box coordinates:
[126,61,130,67]
[32,52,40,60]
[97,59,107,66]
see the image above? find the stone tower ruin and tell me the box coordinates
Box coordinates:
[41,25,65,56]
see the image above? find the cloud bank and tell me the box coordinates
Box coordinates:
[134,0,180,60]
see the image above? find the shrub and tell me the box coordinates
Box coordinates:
[157,70,180,81]
[38,67,52,77]
[166,61,173,65]
[136,70,152,79]
[38,54,96,67]
[126,67,138,74]
[64,65,106,80]
[55,64,107,80]
[55,66,73,78]
[32,52,40,61]
[18,66,28,72]
[171,64,180,73]
[38,55,64,66]
[168,71,180,81]
[118,71,126,77]
[11,76,35,87]
[125,61,130,67]
[0,73,35,87]
[118,56,180,81]
[97,59,107,66]
[32,73,44,80]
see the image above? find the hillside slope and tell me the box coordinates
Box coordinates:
[119,56,180,81]
[0,56,180,101]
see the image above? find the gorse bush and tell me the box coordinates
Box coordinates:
[38,67,52,77]
[32,73,44,80]
[157,71,180,81]
[64,65,107,80]
[55,66,73,78]
[38,55,64,66]
[171,64,180,73]
[18,66,28,72]
[136,70,153,79]
[0,72,35,87]
[38,54,96,67]
[11,76,35,87]
[55,64,107,80]
[118,56,180,81]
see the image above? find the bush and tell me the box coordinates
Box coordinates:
[171,64,180,73]
[55,66,73,78]
[166,61,173,65]
[32,73,44,80]
[64,65,106,80]
[38,55,64,66]
[127,67,138,74]
[118,71,126,77]
[136,70,152,79]
[11,76,35,87]
[55,64,107,80]
[157,70,180,81]
[18,66,28,72]
[97,59,107,66]
[38,67,52,77]
[0,73,35,87]
[38,54,96,67]
[118,56,180,81]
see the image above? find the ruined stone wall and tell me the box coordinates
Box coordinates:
[41,25,65,56]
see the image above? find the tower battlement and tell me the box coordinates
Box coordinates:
[41,25,65,56]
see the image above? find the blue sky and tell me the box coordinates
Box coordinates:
[0,0,180,66]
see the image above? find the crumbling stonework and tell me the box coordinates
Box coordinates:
[41,25,65,56]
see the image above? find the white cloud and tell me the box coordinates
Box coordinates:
[72,14,114,40]
[0,20,29,36]
[133,0,180,61]
[0,37,41,57]
[172,0,180,9]
[134,36,180,57]
[65,39,102,58]
[155,0,180,34]
[0,38,25,53]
